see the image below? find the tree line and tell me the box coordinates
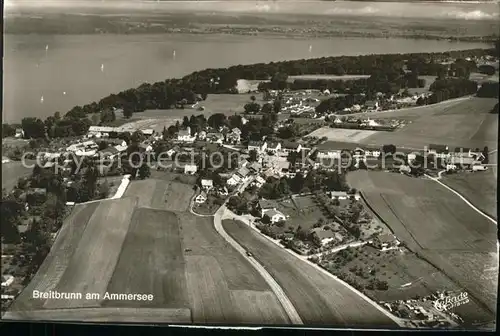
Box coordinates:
[3,47,494,140]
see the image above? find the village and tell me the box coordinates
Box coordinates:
[3,98,490,323]
[2,47,497,326]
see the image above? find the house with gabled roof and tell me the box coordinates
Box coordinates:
[281,141,302,156]
[206,132,225,144]
[257,199,279,217]
[227,174,242,186]
[427,144,449,159]
[177,127,196,143]
[237,166,251,178]
[262,208,286,223]
[201,179,213,191]
[266,141,281,155]
[452,147,473,157]
[195,191,207,204]
[184,164,198,175]
[248,141,267,153]
[310,226,337,246]
[370,233,400,251]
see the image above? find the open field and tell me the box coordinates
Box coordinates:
[441,169,497,220]
[359,97,498,150]
[125,179,195,211]
[319,245,489,322]
[138,93,259,120]
[222,219,397,327]
[1,160,35,191]
[179,212,288,324]
[346,170,498,322]
[9,177,289,324]
[3,308,192,323]
[9,202,101,312]
[307,127,377,143]
[103,208,189,308]
[44,197,137,309]
[419,250,498,324]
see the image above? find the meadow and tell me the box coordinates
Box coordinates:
[8,177,289,324]
[222,219,397,327]
[346,170,498,323]
[359,97,498,150]
[441,169,497,220]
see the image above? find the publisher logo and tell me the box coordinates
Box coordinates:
[433,292,469,312]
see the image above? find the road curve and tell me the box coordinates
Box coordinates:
[425,174,497,225]
[213,206,304,325]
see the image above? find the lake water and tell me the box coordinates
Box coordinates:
[2,33,489,123]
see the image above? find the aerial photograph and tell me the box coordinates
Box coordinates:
[1,0,498,330]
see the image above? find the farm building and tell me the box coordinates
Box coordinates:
[262,209,286,223]
[427,144,449,159]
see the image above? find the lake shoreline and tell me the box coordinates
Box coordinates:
[2,33,492,123]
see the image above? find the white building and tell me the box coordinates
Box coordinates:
[227,174,242,186]
[177,127,196,142]
[330,191,348,200]
[195,192,207,204]
[201,179,214,191]
[184,164,198,175]
[87,126,114,138]
[262,209,286,223]
[1,275,14,287]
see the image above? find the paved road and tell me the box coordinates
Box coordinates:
[312,241,368,258]
[344,96,471,118]
[214,206,304,325]
[425,173,497,225]
[225,208,405,327]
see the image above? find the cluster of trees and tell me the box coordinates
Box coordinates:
[316,94,366,114]
[258,170,349,200]
[12,112,92,140]
[417,78,478,105]
[477,82,499,98]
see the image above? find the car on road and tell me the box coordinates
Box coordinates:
[246,251,253,257]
